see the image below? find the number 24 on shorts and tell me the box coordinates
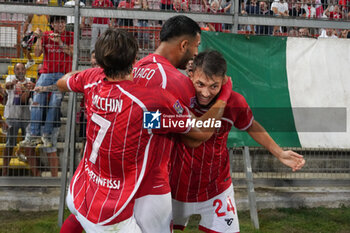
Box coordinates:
[213,196,235,217]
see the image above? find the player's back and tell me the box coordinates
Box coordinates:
[132,54,196,198]
[67,68,188,224]
[133,53,195,107]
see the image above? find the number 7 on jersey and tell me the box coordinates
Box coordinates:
[89,113,111,164]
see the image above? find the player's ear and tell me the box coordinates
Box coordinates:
[180,39,189,53]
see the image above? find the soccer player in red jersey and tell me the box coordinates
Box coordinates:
[170,50,306,233]
[132,15,204,232]
[57,29,230,232]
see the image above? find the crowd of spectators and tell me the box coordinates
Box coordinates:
[0,0,349,35]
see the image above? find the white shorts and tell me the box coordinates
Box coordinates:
[172,184,239,233]
[66,190,142,233]
[134,193,173,233]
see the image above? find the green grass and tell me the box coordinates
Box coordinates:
[0,207,350,233]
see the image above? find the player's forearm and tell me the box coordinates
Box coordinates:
[185,99,227,142]
[246,120,283,158]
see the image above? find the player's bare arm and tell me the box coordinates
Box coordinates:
[246,120,306,171]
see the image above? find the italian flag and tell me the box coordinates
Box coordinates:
[200,31,350,148]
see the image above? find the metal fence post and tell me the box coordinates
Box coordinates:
[242,146,259,229]
[232,0,239,33]
[57,0,80,226]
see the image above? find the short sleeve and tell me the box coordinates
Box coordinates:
[67,71,87,93]
[228,92,254,131]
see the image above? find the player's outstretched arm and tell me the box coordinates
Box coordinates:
[246,120,305,171]
[182,78,233,147]
[57,70,81,92]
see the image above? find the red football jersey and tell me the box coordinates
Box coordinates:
[67,68,191,224]
[132,54,196,198]
[133,54,196,108]
[41,31,73,74]
[170,91,254,202]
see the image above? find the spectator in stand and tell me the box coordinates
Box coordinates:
[185,58,194,78]
[2,63,34,176]
[257,1,274,35]
[161,0,174,10]
[188,0,204,12]
[289,0,306,17]
[117,0,135,26]
[288,27,299,36]
[203,0,231,32]
[303,0,316,18]
[20,15,73,148]
[17,62,61,177]
[299,27,311,37]
[319,28,339,38]
[64,0,86,32]
[271,0,289,34]
[313,0,324,18]
[324,4,344,19]
[244,0,260,15]
[173,0,189,11]
[134,0,150,48]
[85,0,114,52]
[340,29,349,38]
[242,0,260,34]
[22,0,50,69]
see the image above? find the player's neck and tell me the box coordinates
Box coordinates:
[155,43,179,68]
[105,73,133,82]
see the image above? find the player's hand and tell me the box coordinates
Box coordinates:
[278,150,305,172]
[217,76,232,103]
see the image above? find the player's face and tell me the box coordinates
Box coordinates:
[192,68,223,107]
[178,33,201,70]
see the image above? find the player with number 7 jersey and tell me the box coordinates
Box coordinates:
[57,29,194,232]
[64,67,193,227]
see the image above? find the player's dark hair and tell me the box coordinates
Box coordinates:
[160,15,201,42]
[49,15,66,23]
[193,50,226,78]
[95,29,138,78]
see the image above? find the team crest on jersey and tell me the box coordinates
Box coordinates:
[143,110,161,129]
[190,97,196,108]
[173,100,184,114]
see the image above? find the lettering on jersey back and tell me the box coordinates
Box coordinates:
[133,67,156,80]
[92,94,123,113]
[85,164,121,189]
